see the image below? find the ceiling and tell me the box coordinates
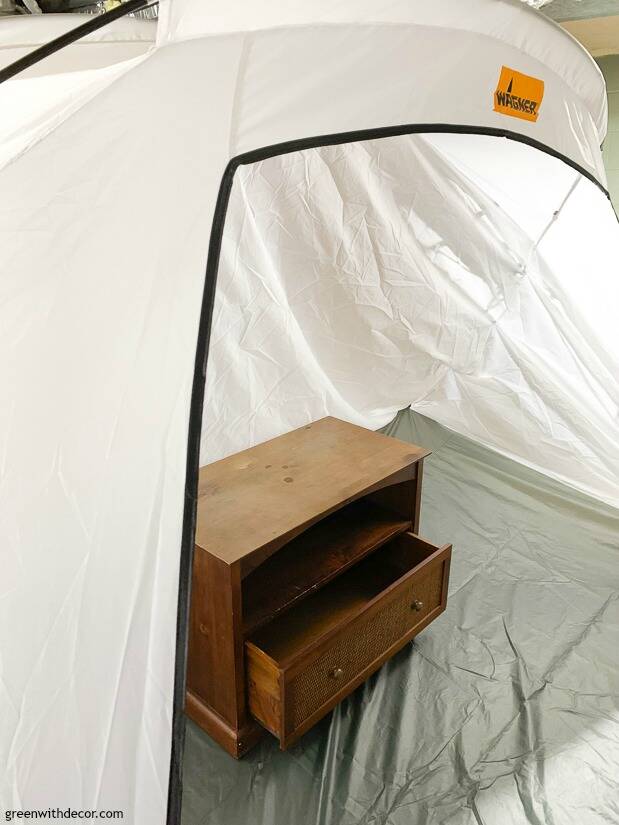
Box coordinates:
[541,0,619,55]
[543,0,619,22]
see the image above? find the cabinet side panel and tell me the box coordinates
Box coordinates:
[187,550,244,727]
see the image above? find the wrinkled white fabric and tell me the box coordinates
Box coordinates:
[204,134,619,508]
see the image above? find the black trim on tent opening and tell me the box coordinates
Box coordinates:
[167,122,613,824]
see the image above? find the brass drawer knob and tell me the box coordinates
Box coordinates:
[411,599,424,612]
[328,667,344,680]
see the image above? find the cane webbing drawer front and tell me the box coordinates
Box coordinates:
[285,555,444,738]
[246,534,451,748]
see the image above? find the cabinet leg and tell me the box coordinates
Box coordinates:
[185,690,264,758]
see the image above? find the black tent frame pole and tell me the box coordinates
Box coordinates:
[0,0,153,85]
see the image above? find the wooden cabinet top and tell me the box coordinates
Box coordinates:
[195,416,429,567]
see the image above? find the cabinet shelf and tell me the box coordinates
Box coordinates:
[242,498,411,636]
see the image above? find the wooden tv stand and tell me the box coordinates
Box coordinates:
[186,417,452,757]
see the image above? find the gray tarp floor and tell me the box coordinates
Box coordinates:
[181,410,619,825]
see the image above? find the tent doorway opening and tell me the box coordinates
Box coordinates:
[178,130,619,822]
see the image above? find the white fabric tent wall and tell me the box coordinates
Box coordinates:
[0,14,155,167]
[0,3,615,823]
[205,134,619,508]
[0,38,236,823]
[158,0,608,157]
[0,15,155,76]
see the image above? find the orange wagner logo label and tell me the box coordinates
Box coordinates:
[494,66,544,123]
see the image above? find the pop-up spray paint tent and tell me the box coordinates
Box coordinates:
[1,2,618,823]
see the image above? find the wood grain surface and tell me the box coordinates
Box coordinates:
[196,416,429,567]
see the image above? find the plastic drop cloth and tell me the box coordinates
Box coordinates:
[183,408,619,825]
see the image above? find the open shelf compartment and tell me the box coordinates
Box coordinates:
[242,497,412,636]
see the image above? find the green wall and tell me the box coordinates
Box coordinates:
[597,54,619,212]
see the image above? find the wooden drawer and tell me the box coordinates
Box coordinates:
[245,532,451,748]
